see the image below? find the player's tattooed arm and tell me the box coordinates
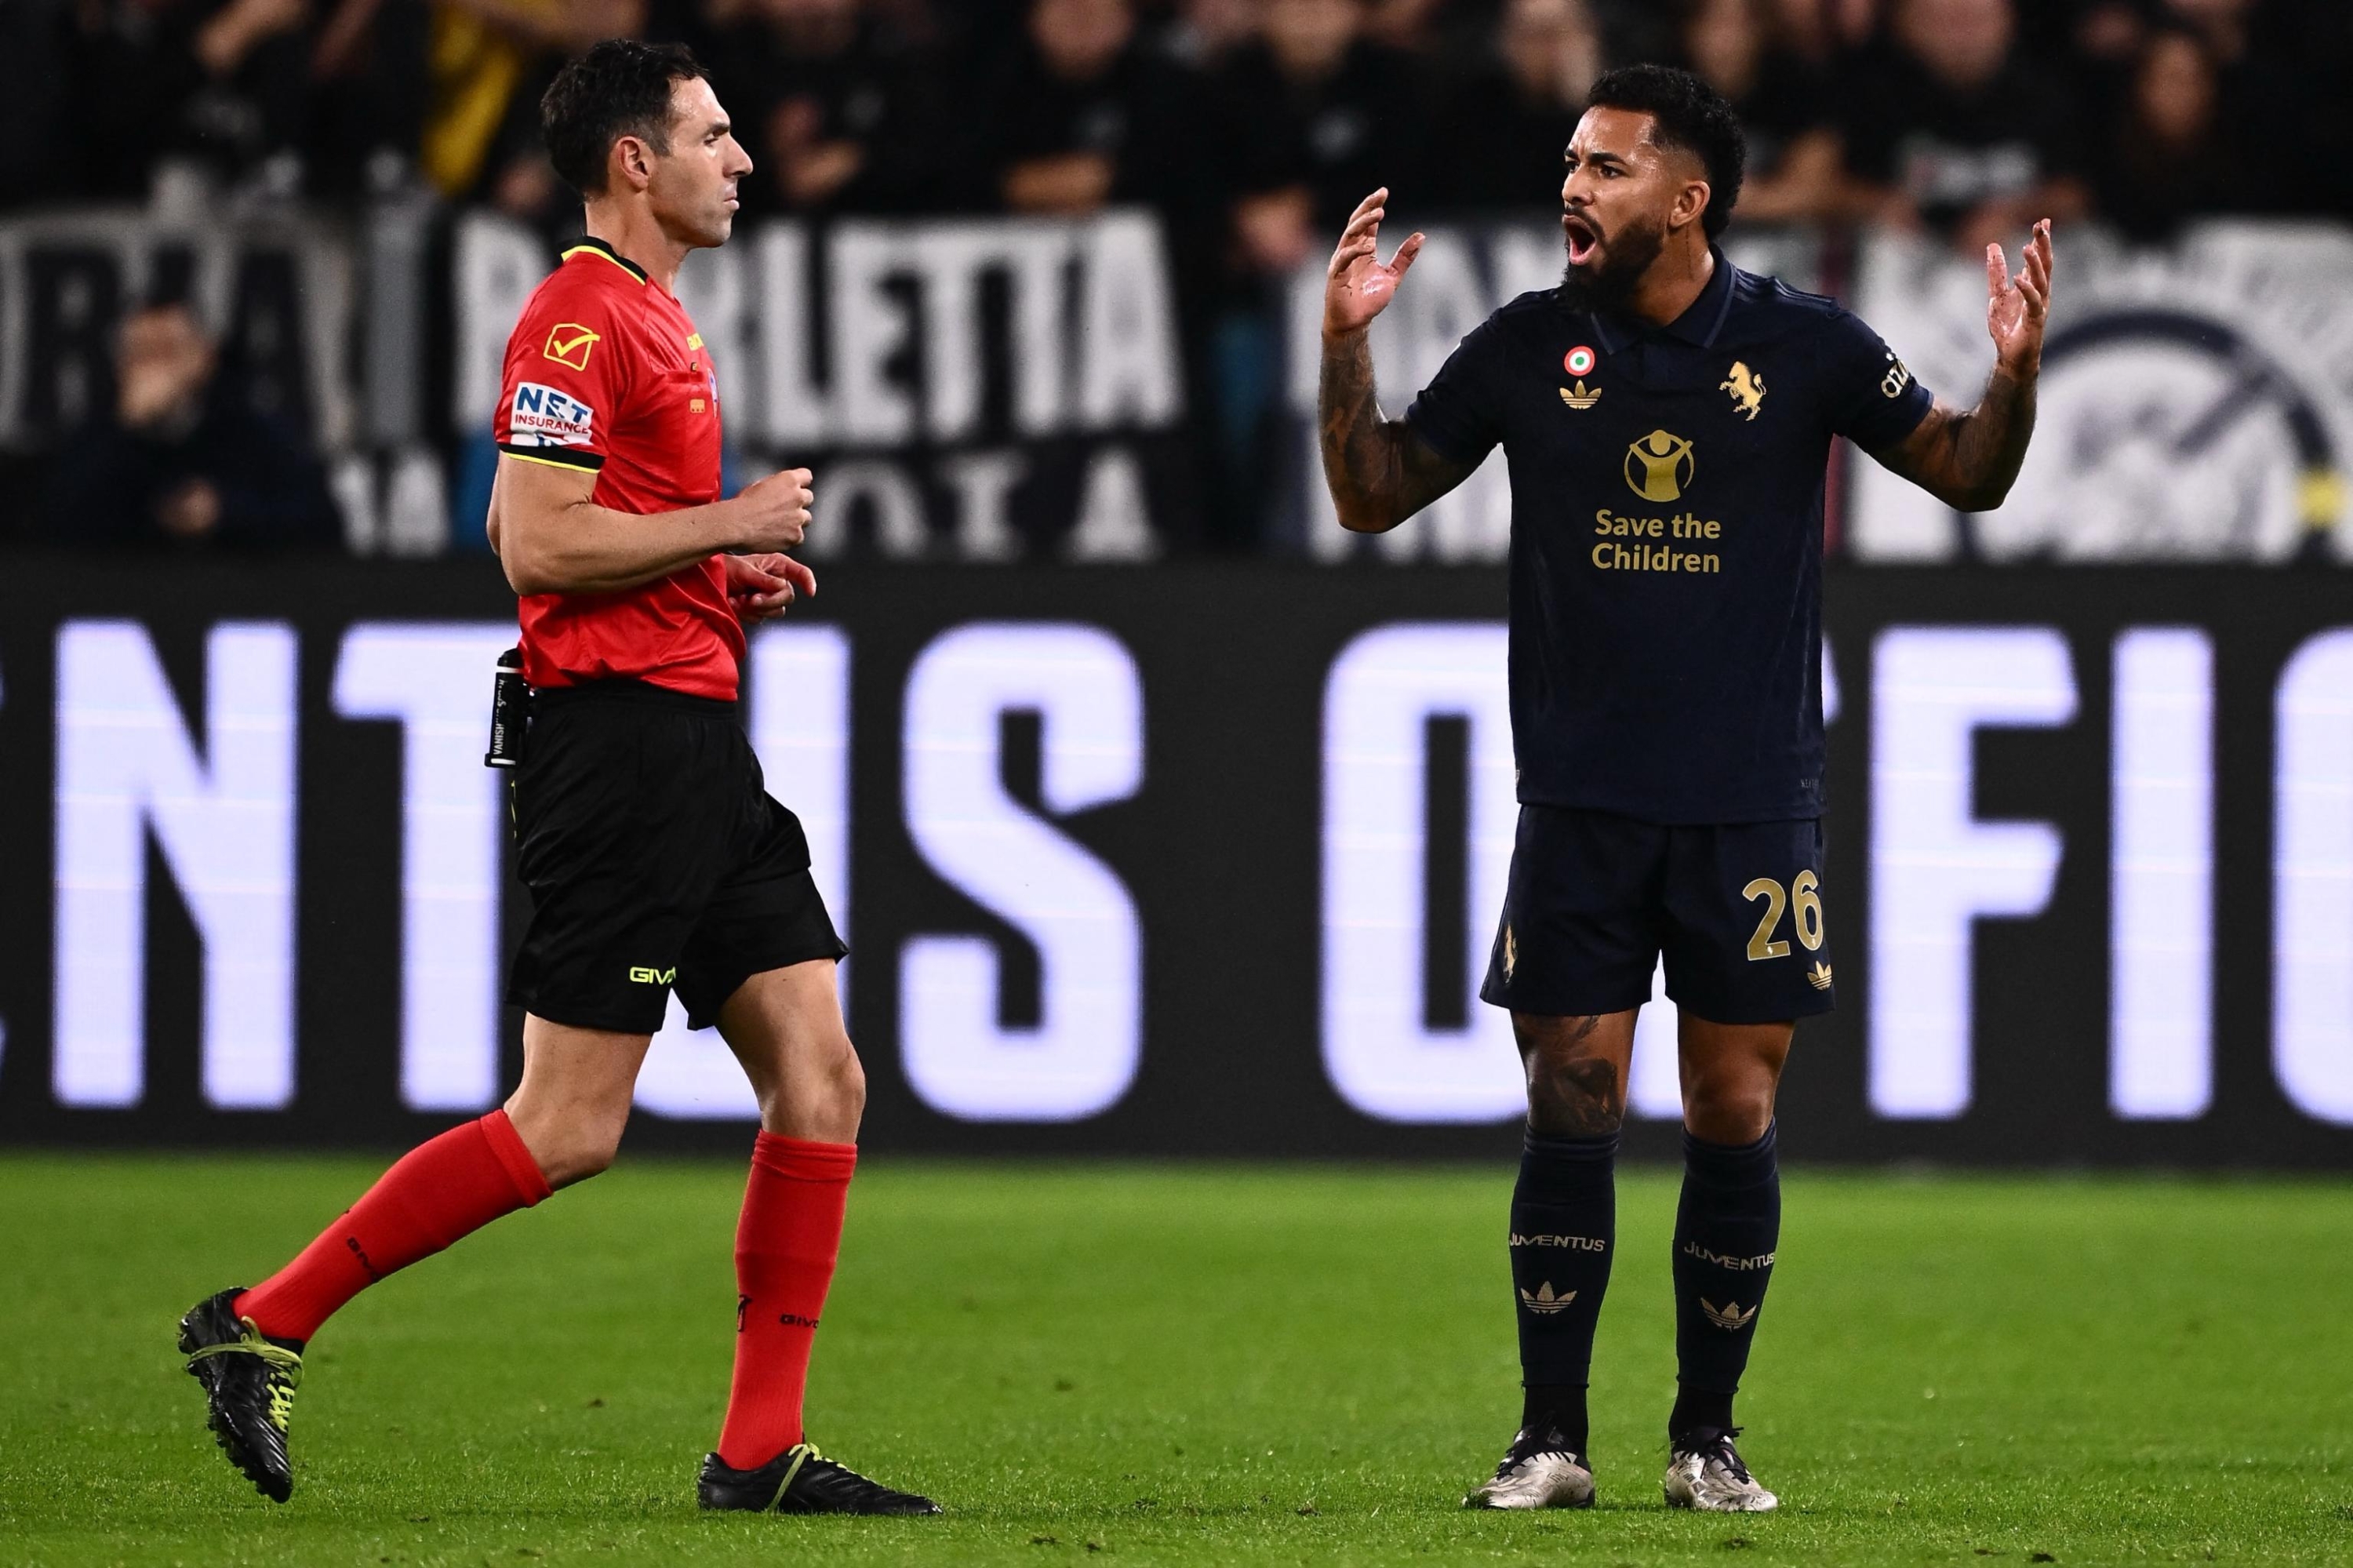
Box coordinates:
[1866,220,2053,513]
[1871,377,2038,513]
[1318,328,1477,532]
[1318,187,1477,531]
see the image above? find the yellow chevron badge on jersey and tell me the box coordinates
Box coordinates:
[543,323,601,373]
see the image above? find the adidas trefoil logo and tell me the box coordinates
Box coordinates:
[1806,961,1834,991]
[1558,380,1602,410]
[1519,1282,1576,1315]
[1700,1297,1758,1332]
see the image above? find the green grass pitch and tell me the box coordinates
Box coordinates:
[2,1155,2348,1566]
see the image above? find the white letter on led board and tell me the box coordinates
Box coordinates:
[1869,628,2075,1118]
[899,623,1144,1121]
[2272,628,2353,1124]
[333,624,514,1112]
[53,621,297,1108]
[1321,624,1522,1122]
[2109,628,2214,1119]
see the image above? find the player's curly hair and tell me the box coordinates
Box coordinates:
[1585,64,1747,239]
[541,40,710,198]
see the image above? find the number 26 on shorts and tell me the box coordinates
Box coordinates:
[1741,869,1824,962]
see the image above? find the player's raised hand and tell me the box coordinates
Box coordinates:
[734,466,813,552]
[1324,188,1424,338]
[1987,219,2054,377]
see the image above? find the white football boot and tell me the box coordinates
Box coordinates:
[1463,1428,1595,1510]
[1663,1428,1778,1512]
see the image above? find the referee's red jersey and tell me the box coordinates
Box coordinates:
[494,236,744,700]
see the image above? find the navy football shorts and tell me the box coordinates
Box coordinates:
[1479,805,1836,1024]
[506,680,846,1036]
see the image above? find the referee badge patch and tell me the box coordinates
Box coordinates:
[543,322,600,371]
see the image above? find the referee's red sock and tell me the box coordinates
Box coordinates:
[715,1133,856,1470]
[234,1111,552,1343]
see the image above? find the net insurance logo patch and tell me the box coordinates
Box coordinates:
[510,383,595,449]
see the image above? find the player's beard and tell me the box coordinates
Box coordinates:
[1558,211,1669,313]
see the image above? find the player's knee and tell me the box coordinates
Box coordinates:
[533,1126,623,1188]
[761,1034,864,1141]
[820,1041,867,1130]
[1681,1075,1775,1146]
[1525,1050,1626,1138]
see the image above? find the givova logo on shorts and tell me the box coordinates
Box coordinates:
[627,966,677,985]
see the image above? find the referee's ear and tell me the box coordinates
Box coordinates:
[608,132,660,196]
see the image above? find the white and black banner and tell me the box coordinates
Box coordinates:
[0,208,355,453]
[12,206,2353,566]
[1849,222,2353,563]
[2,560,2351,1165]
[451,209,1191,562]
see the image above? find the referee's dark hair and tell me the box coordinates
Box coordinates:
[1586,64,1747,239]
[541,40,711,198]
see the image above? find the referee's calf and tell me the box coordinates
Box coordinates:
[174,40,938,1519]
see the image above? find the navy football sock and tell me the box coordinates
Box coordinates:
[1670,1122,1780,1439]
[1509,1130,1617,1456]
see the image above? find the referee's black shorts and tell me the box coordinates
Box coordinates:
[505,680,845,1036]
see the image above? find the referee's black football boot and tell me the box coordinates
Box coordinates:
[697,1442,942,1515]
[177,1287,304,1503]
[1462,1421,1596,1509]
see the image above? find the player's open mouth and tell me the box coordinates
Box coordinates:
[1562,212,1599,267]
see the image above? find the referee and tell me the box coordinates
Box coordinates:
[1318,66,2053,1512]
[177,42,937,1518]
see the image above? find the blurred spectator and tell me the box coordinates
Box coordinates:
[2158,0,2308,207]
[1158,0,1260,69]
[304,0,435,197]
[1678,0,1855,226]
[1,0,74,208]
[1217,0,1429,274]
[68,0,315,200]
[1359,0,1439,53]
[1587,0,1674,64]
[418,0,647,202]
[1195,0,1424,550]
[2089,22,2248,242]
[1431,0,1601,214]
[986,0,1203,216]
[41,304,338,550]
[1838,0,2089,254]
[693,0,952,216]
[2271,0,2353,216]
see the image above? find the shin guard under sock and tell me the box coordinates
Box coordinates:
[1509,1130,1617,1455]
[235,1110,551,1343]
[1671,1122,1780,1439]
[715,1133,856,1470]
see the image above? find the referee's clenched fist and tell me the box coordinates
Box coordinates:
[733,466,813,552]
[178,38,936,1525]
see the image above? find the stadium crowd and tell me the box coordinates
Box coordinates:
[5,0,2350,551]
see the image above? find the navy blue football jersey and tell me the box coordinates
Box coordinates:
[1406,252,1933,823]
